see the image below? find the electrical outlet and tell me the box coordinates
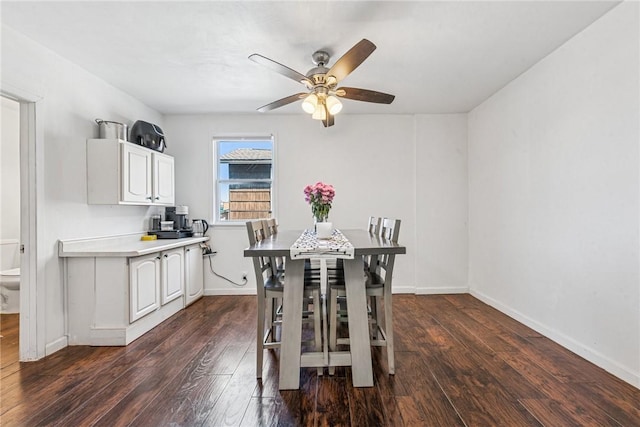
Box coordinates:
[242,271,248,281]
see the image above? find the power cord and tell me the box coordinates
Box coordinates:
[203,248,248,287]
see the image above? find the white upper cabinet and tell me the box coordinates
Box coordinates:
[122,143,153,203]
[87,139,175,206]
[153,152,175,205]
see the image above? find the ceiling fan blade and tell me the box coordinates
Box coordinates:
[257,93,307,112]
[326,39,376,83]
[335,87,395,104]
[249,54,313,87]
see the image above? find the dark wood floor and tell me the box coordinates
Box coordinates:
[1,294,639,426]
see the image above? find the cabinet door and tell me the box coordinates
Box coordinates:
[161,248,184,305]
[130,254,160,322]
[153,153,175,205]
[122,143,152,203]
[184,244,204,306]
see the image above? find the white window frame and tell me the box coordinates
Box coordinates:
[212,135,275,225]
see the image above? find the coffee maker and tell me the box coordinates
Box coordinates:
[166,206,189,230]
[150,206,193,239]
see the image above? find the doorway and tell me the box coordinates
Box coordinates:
[0,90,42,361]
[1,97,21,367]
[1,99,21,277]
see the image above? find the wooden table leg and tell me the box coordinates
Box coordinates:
[279,258,304,390]
[343,256,374,387]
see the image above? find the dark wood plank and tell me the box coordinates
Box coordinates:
[396,395,429,425]
[203,349,261,426]
[574,381,640,426]
[17,309,204,426]
[239,397,281,427]
[520,398,621,427]
[499,350,630,426]
[0,314,19,371]
[417,298,547,403]
[371,347,406,426]
[277,367,318,427]
[393,350,465,426]
[72,300,249,427]
[128,337,236,426]
[1,294,638,426]
[347,385,387,426]
[315,376,351,426]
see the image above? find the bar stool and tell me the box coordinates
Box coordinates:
[246,220,323,378]
[328,218,401,374]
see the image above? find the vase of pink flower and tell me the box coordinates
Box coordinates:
[304,181,335,223]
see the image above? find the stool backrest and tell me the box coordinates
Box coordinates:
[262,218,278,236]
[246,220,274,281]
[367,216,382,235]
[262,218,284,275]
[376,218,401,280]
[381,218,401,242]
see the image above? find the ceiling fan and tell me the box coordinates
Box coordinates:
[249,39,395,127]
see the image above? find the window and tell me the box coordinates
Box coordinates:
[213,137,274,223]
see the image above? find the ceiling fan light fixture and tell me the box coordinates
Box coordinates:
[251,39,394,127]
[301,93,318,114]
[326,95,343,115]
[312,103,326,120]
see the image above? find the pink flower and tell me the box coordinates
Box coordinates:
[304,181,335,219]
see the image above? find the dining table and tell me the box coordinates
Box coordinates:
[244,228,406,390]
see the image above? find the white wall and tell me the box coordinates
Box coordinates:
[1,25,164,354]
[163,113,469,295]
[416,114,468,294]
[468,1,639,387]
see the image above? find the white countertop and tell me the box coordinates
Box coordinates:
[58,233,210,258]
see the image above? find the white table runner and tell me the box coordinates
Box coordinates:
[290,229,355,259]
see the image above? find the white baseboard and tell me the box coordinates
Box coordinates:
[470,289,640,389]
[204,286,470,296]
[45,336,68,356]
[415,286,469,295]
[392,286,415,294]
[205,288,257,296]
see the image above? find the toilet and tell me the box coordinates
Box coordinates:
[0,268,20,313]
[0,240,20,313]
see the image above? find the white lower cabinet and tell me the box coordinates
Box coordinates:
[184,243,204,306]
[129,253,161,322]
[58,233,208,346]
[161,247,184,305]
[65,241,204,346]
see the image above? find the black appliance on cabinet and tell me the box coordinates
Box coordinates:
[130,120,166,152]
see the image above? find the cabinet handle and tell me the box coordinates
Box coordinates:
[146,196,153,200]
[164,254,168,258]
[186,249,190,253]
[156,256,161,260]
[155,196,160,200]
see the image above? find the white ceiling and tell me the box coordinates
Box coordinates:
[1,1,620,115]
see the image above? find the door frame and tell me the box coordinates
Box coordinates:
[2,85,45,360]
